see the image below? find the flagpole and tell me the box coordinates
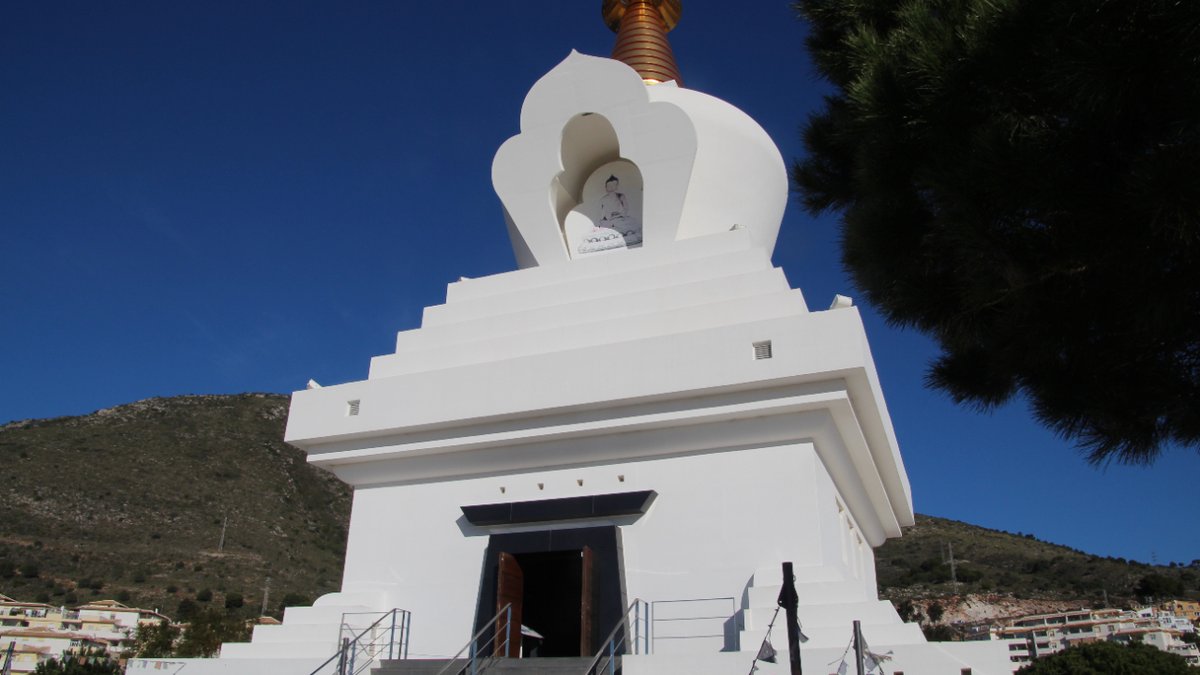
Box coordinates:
[853,620,864,675]
[780,562,803,675]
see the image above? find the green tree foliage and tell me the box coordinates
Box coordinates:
[921,623,955,641]
[793,0,1200,464]
[224,591,244,610]
[1015,640,1191,673]
[131,619,181,658]
[926,601,945,624]
[33,650,121,675]
[176,597,199,622]
[175,608,251,658]
[1134,573,1185,601]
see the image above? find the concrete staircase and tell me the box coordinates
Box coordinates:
[736,564,924,652]
[373,656,594,675]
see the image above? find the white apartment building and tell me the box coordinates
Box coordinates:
[0,595,171,670]
[990,607,1199,667]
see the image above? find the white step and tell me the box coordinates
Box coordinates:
[128,657,327,675]
[250,621,342,645]
[219,640,338,659]
[740,621,925,652]
[741,600,902,631]
[280,603,373,625]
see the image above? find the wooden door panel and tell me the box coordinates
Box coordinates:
[496,552,523,657]
[580,545,594,655]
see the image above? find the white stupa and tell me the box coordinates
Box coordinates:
[131,3,1012,673]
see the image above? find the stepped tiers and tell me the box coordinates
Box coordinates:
[129,8,1012,675]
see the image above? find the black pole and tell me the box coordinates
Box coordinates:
[778,562,802,675]
[853,620,864,675]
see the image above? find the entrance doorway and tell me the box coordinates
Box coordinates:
[496,548,592,657]
[476,526,622,659]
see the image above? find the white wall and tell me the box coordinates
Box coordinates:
[335,439,880,658]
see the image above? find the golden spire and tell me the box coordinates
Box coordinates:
[602,0,683,86]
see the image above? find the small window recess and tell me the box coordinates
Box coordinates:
[752,340,773,360]
[346,400,361,417]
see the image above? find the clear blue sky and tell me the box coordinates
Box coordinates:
[3,2,1196,567]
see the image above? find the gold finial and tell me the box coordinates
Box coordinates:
[602,0,683,86]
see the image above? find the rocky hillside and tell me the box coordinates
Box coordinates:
[0,394,351,618]
[876,514,1199,608]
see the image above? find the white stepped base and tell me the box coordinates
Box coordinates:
[742,599,906,631]
[126,657,328,675]
[125,598,386,675]
[740,621,925,653]
[248,621,341,645]
[745,581,871,608]
[282,601,375,624]
[624,640,1015,675]
[213,603,374,660]
[219,640,335,659]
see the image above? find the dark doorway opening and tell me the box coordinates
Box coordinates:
[517,550,582,656]
[476,526,621,659]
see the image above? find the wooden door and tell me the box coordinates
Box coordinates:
[580,545,594,655]
[496,552,524,657]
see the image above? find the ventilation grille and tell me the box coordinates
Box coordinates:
[752,340,773,360]
[347,400,361,416]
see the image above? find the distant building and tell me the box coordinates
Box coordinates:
[0,596,171,671]
[1163,599,1200,624]
[74,600,172,654]
[0,627,110,674]
[986,607,1199,667]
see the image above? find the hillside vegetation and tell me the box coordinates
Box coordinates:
[0,394,351,618]
[876,514,1200,606]
[1,394,1196,622]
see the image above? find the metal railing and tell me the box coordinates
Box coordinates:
[434,603,513,675]
[650,596,735,650]
[308,608,411,675]
[584,599,651,675]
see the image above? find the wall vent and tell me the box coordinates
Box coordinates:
[752,340,773,360]
[347,400,361,416]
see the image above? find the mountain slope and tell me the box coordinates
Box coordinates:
[876,514,1199,606]
[0,394,350,617]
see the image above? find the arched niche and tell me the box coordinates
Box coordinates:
[554,114,644,259]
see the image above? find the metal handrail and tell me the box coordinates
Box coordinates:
[339,610,412,664]
[434,603,513,675]
[650,597,735,646]
[583,599,651,675]
[308,608,411,675]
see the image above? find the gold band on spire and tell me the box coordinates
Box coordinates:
[602,0,683,86]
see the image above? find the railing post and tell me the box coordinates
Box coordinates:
[505,604,512,659]
[607,639,616,675]
[634,601,640,655]
[337,637,350,675]
[404,611,411,659]
[646,601,653,655]
[388,609,397,661]
[469,640,478,675]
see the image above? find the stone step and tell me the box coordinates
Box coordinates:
[374,656,594,675]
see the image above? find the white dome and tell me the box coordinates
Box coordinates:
[492,51,787,269]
